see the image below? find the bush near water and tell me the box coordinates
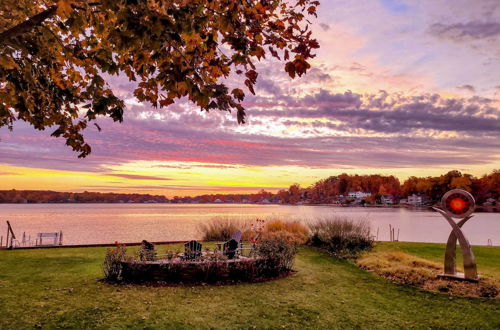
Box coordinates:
[307,217,374,258]
[199,215,372,257]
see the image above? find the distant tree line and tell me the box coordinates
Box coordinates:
[0,190,168,204]
[1,170,498,205]
[177,170,500,205]
[301,170,500,204]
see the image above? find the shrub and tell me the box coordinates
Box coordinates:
[102,244,127,281]
[308,216,373,258]
[200,216,309,244]
[257,234,298,277]
[264,219,309,244]
[199,216,250,241]
[136,240,156,261]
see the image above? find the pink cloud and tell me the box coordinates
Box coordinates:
[105,174,172,181]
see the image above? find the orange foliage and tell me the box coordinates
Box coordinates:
[264,219,309,244]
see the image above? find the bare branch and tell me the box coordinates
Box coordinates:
[0,6,57,45]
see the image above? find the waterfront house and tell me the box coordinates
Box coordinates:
[406,194,428,206]
[380,195,394,204]
[348,191,371,199]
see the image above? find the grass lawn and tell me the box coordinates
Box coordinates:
[0,243,499,329]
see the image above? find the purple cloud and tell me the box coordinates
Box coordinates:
[319,23,331,31]
[430,21,500,41]
[457,85,476,93]
[252,89,500,134]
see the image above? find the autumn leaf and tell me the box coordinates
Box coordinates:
[177,82,189,96]
[56,0,73,18]
[244,79,255,95]
[285,62,296,79]
[231,88,245,101]
[245,70,258,84]
[0,55,19,70]
[159,98,174,107]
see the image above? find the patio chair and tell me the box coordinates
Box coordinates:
[223,239,239,259]
[215,231,243,253]
[184,240,202,260]
[231,230,242,242]
[230,230,244,255]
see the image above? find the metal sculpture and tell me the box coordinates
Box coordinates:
[433,189,478,281]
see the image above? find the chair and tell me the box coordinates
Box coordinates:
[215,231,243,254]
[223,239,239,259]
[184,240,202,260]
[231,230,242,242]
[230,230,244,255]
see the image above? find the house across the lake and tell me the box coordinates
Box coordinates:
[405,194,428,206]
[348,191,371,199]
[380,195,394,204]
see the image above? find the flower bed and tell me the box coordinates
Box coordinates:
[120,257,269,284]
[103,234,298,285]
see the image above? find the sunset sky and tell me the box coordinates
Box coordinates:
[1,0,499,197]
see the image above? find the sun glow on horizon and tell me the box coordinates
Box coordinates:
[1,160,499,198]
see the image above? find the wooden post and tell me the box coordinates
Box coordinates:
[0,235,2,247]
[6,221,16,249]
[59,231,63,245]
[397,228,400,241]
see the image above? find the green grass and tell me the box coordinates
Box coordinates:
[0,244,499,329]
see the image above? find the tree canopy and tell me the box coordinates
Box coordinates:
[0,0,320,156]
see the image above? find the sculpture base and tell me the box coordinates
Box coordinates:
[437,272,479,283]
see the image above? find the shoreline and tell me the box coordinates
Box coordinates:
[2,239,498,250]
[0,202,497,212]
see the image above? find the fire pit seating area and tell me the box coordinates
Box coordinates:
[103,233,298,284]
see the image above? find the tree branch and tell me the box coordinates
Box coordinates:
[0,6,58,45]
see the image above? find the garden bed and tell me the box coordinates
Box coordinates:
[119,256,292,284]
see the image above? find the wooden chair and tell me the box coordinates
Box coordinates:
[223,239,239,259]
[231,230,244,255]
[215,231,242,254]
[231,230,242,242]
[184,240,202,260]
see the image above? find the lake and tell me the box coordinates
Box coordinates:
[0,204,498,246]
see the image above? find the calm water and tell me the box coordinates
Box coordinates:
[0,204,498,246]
